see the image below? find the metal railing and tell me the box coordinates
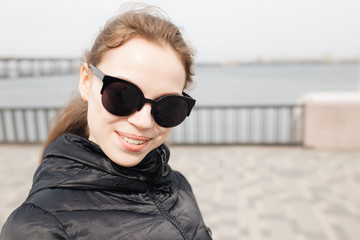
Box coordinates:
[0,58,81,78]
[0,107,58,143]
[0,105,304,145]
[169,105,303,145]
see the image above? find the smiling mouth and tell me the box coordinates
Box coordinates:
[116,131,151,146]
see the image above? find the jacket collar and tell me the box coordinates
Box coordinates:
[29,134,171,197]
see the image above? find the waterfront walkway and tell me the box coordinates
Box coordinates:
[1,144,359,240]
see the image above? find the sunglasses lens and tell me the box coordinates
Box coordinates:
[153,97,189,127]
[102,81,142,116]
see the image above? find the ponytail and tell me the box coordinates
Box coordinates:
[40,94,89,163]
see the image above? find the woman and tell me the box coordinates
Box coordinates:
[0,6,212,240]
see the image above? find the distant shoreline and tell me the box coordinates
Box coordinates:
[0,57,358,67]
[195,59,359,67]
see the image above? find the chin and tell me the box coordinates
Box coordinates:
[109,151,146,167]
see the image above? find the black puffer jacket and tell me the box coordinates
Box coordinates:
[1,134,212,240]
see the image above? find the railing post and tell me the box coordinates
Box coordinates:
[33,109,39,142]
[21,109,28,142]
[247,107,252,143]
[0,109,7,142]
[208,109,212,144]
[10,109,17,142]
[288,106,294,144]
[261,107,266,144]
[274,107,280,143]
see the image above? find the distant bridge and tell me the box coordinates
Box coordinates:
[0,57,81,78]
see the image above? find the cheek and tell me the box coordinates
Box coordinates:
[86,83,111,136]
[158,127,172,140]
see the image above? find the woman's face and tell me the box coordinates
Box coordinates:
[79,38,186,167]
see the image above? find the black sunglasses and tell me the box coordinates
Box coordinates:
[89,64,196,128]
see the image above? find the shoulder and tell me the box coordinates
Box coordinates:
[171,170,193,190]
[0,203,69,240]
[169,170,198,204]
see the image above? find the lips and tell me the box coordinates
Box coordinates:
[115,131,152,152]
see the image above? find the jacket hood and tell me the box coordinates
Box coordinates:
[29,134,171,197]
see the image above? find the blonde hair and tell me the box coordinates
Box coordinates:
[40,6,195,162]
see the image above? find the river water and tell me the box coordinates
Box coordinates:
[0,63,358,107]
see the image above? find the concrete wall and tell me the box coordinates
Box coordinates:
[301,92,360,150]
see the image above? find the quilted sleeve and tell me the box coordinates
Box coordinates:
[0,204,69,240]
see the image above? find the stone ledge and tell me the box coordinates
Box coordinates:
[300,92,360,150]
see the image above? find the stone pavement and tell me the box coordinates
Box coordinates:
[1,144,360,240]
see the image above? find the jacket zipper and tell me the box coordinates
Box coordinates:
[147,192,190,240]
[151,146,189,239]
[157,146,169,177]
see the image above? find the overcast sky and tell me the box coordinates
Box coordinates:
[1,0,360,62]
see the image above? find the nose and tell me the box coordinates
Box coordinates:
[127,103,154,129]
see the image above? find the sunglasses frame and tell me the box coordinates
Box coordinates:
[88,64,196,127]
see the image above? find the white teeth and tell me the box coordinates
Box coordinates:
[122,136,146,145]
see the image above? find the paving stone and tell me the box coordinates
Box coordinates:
[1,144,360,240]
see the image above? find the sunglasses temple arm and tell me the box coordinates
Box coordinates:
[89,64,106,81]
[181,92,196,116]
[182,92,191,98]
